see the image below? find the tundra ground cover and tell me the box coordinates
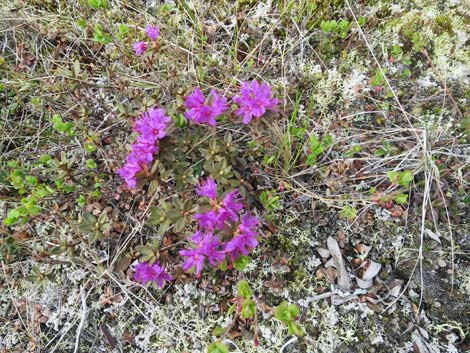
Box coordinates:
[1,0,470,352]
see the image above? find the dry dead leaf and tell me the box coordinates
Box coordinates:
[389,279,404,298]
[356,277,373,289]
[316,247,330,258]
[327,236,350,291]
[362,260,382,281]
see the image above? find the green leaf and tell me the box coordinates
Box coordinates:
[86,159,97,169]
[38,154,52,164]
[339,19,350,30]
[322,134,333,147]
[93,24,112,44]
[76,18,87,28]
[274,302,290,323]
[399,69,411,81]
[393,193,408,205]
[32,185,54,199]
[233,255,252,271]
[174,218,186,232]
[287,304,300,319]
[79,213,96,233]
[212,326,225,337]
[73,59,80,77]
[25,175,38,186]
[173,113,187,127]
[4,209,20,226]
[241,299,256,319]
[88,0,107,9]
[340,205,357,220]
[63,184,76,194]
[387,171,399,183]
[207,342,228,353]
[260,190,281,211]
[321,20,337,33]
[84,142,96,153]
[391,44,402,56]
[374,148,386,157]
[306,153,317,166]
[358,17,367,26]
[76,195,86,207]
[263,154,276,165]
[116,24,130,40]
[147,206,166,225]
[166,209,181,220]
[370,68,387,87]
[227,303,236,315]
[274,302,300,324]
[398,170,414,188]
[345,144,362,157]
[237,280,253,299]
[287,321,305,336]
[219,259,227,271]
[309,134,321,152]
[100,222,111,232]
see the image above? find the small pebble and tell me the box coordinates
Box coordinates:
[437,259,446,268]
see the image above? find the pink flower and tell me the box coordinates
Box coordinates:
[118,108,171,188]
[117,156,142,189]
[179,248,205,275]
[197,177,217,199]
[179,231,225,275]
[217,190,244,224]
[184,88,228,126]
[194,210,219,230]
[196,232,225,266]
[133,41,148,56]
[134,108,171,140]
[145,25,160,42]
[239,213,260,233]
[233,80,279,124]
[134,261,173,287]
[193,183,244,230]
[224,213,260,260]
[130,139,159,165]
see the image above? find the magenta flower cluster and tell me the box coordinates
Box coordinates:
[131,28,278,123]
[118,108,171,188]
[184,88,228,126]
[233,80,280,124]
[179,177,260,275]
[133,25,160,56]
[134,260,173,287]
[184,80,278,126]
[118,79,277,188]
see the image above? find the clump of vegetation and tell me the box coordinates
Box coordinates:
[1,0,469,352]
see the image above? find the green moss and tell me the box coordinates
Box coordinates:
[434,15,454,35]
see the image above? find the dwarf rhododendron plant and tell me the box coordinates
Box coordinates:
[184,88,228,126]
[118,108,171,188]
[116,75,277,281]
[134,261,173,287]
[233,79,279,124]
[117,24,303,351]
[179,177,260,275]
